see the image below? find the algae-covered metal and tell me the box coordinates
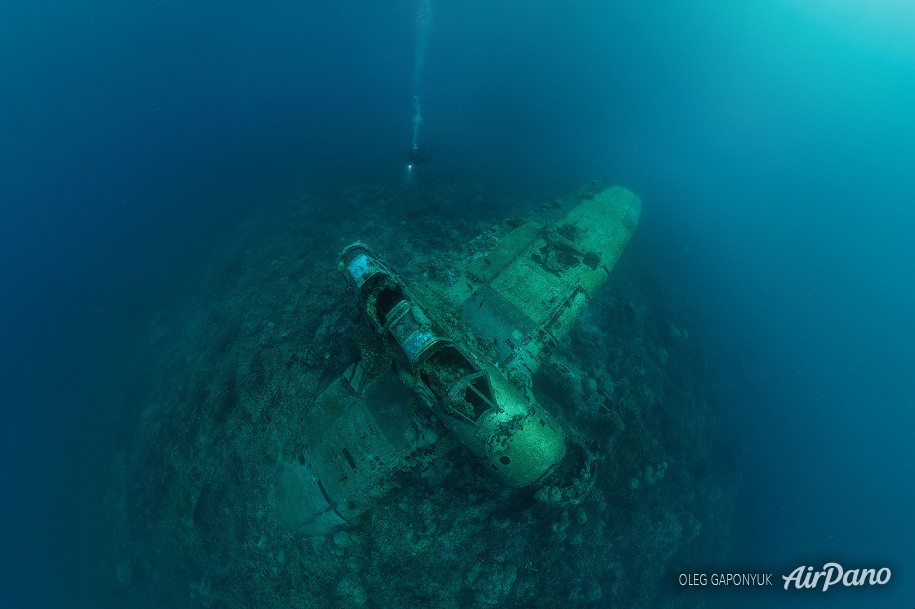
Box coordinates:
[276,182,641,535]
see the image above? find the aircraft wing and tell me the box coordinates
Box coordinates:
[277,361,457,535]
[423,182,641,381]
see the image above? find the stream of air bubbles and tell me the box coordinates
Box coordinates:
[410,0,432,158]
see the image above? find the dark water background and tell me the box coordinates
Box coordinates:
[2,1,913,607]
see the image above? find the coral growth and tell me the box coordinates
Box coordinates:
[94,179,737,609]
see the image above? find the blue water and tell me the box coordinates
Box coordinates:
[2,1,913,607]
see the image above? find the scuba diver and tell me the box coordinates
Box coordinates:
[406,147,430,166]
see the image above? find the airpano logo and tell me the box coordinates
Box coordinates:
[782,563,891,591]
[678,563,892,594]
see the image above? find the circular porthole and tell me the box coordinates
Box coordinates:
[499,455,511,465]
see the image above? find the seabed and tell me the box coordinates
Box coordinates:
[93,177,738,609]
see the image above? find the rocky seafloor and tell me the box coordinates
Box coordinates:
[93,178,739,609]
